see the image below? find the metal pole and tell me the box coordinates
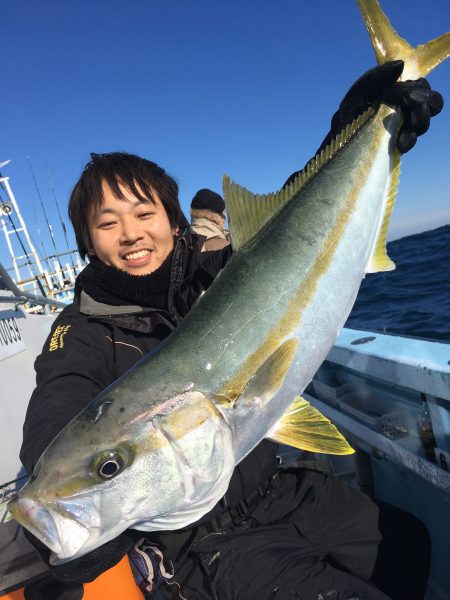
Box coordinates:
[0,176,45,275]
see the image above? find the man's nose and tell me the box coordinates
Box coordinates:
[120,219,144,243]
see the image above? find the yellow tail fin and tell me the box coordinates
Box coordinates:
[358,0,450,273]
[357,0,450,78]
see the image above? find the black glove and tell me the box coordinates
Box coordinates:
[23,526,141,584]
[330,60,443,154]
[284,61,444,187]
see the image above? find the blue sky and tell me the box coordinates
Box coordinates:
[1,0,449,268]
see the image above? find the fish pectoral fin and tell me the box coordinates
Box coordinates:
[267,396,354,455]
[222,339,299,408]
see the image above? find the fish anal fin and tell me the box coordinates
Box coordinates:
[267,396,354,456]
[365,152,399,274]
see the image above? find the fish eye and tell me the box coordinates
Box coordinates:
[93,446,132,480]
[98,455,123,479]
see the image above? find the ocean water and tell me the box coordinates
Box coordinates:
[345,224,450,343]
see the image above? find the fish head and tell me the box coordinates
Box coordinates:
[8,389,235,563]
[8,417,149,562]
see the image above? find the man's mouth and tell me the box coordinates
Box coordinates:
[123,249,151,261]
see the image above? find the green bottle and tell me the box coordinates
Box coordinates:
[417,398,436,462]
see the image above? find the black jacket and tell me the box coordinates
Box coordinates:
[20,231,278,526]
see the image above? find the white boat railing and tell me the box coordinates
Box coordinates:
[0,262,67,312]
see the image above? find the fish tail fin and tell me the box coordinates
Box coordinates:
[357,0,450,79]
[358,0,450,273]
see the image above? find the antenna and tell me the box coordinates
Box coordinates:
[27,156,63,268]
[45,160,76,268]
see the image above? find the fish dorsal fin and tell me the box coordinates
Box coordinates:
[218,338,298,408]
[365,153,400,273]
[267,396,354,455]
[222,176,294,252]
[223,109,374,251]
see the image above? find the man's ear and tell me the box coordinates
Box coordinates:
[87,240,96,256]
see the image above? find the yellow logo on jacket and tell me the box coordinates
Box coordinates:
[49,324,72,352]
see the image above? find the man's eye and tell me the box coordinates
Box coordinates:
[99,221,115,229]
[139,212,154,219]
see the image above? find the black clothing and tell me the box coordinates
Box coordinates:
[77,252,175,309]
[328,61,443,154]
[335,60,443,154]
[136,462,389,600]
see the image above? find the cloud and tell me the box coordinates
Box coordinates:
[388,207,450,241]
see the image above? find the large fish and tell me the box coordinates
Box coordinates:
[8,0,450,564]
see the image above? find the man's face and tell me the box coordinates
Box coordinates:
[88,181,177,276]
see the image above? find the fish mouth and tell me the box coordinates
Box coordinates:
[8,493,100,561]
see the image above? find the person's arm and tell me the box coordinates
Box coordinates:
[20,306,114,474]
[20,305,142,584]
[198,243,233,275]
[284,60,443,187]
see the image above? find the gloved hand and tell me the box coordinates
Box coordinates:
[329,60,443,153]
[23,526,141,584]
[284,61,444,187]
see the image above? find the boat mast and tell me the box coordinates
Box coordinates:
[0,160,85,305]
[0,160,46,291]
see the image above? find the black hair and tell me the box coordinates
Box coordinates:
[68,152,188,258]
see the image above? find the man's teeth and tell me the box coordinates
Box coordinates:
[124,250,150,260]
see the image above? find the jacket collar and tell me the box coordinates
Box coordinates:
[78,228,203,320]
[79,290,147,316]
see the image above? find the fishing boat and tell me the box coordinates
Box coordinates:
[305,329,450,599]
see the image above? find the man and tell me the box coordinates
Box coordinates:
[190,188,230,251]
[20,62,442,599]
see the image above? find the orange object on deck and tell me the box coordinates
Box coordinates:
[1,591,24,600]
[2,556,144,600]
[84,556,143,599]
